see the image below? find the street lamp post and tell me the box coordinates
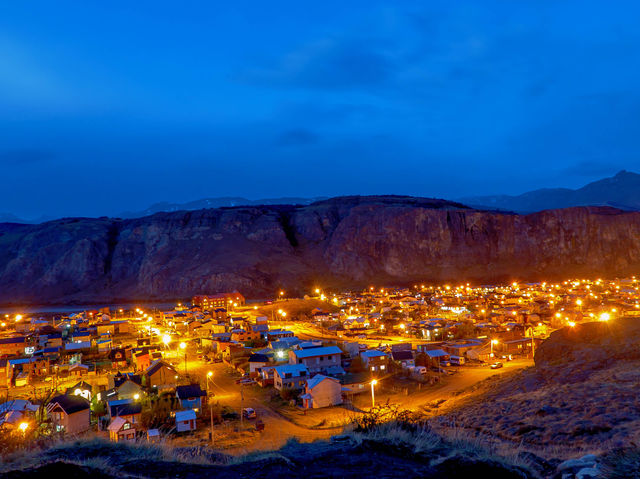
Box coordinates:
[370,379,378,408]
[207,371,214,445]
[180,342,187,376]
[490,339,498,357]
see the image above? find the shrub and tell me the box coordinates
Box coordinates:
[279,387,299,402]
[354,403,417,432]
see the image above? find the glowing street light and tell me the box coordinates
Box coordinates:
[162,334,171,346]
[370,379,378,408]
[568,321,576,327]
[490,339,499,356]
[18,422,28,433]
[599,312,611,322]
[180,342,187,375]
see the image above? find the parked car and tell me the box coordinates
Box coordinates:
[243,407,257,419]
[490,362,503,369]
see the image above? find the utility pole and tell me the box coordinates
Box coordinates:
[240,384,244,428]
[209,399,214,445]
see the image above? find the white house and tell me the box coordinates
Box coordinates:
[300,374,343,409]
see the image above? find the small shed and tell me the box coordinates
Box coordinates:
[175,409,197,433]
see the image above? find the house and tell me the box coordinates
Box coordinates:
[273,364,308,390]
[248,353,270,373]
[0,359,8,388]
[46,394,91,434]
[145,359,178,388]
[115,378,144,400]
[230,329,261,343]
[341,372,370,396]
[133,351,151,372]
[109,348,127,368]
[108,399,142,424]
[0,399,39,428]
[289,346,342,374]
[65,380,93,401]
[300,374,343,409]
[97,337,113,353]
[175,409,197,432]
[267,329,295,341]
[0,336,26,356]
[176,384,207,413]
[108,416,137,442]
[360,350,388,373]
[424,349,450,367]
[391,350,415,369]
[69,363,90,377]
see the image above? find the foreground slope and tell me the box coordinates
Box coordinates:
[431,318,640,455]
[2,196,640,303]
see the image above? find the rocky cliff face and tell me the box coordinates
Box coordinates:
[1,196,640,304]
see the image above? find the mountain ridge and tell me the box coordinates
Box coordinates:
[1,195,640,305]
[460,170,640,213]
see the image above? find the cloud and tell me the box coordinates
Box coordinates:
[276,128,319,147]
[0,149,55,165]
[238,37,395,90]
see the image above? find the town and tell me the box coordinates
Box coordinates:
[1,277,637,453]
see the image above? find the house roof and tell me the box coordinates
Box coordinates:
[176,384,206,399]
[248,353,269,363]
[292,346,342,359]
[107,416,130,432]
[65,381,93,394]
[274,364,308,377]
[145,359,176,376]
[392,350,414,361]
[0,400,38,414]
[361,350,386,358]
[114,373,142,388]
[109,400,142,417]
[47,394,90,415]
[306,374,340,390]
[175,409,196,421]
[425,349,449,358]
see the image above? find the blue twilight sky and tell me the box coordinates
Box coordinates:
[2,1,640,219]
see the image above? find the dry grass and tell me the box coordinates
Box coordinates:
[427,359,640,460]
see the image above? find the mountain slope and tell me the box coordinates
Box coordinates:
[460,170,640,213]
[1,196,640,304]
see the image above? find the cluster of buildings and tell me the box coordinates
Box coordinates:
[1,277,638,440]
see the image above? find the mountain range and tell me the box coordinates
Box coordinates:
[3,171,640,223]
[459,170,640,213]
